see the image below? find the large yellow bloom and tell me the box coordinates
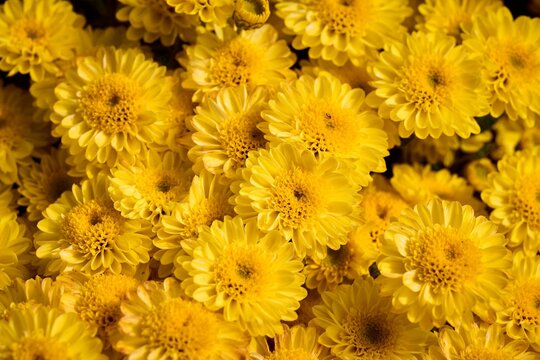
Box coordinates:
[115,277,248,359]
[463,7,540,126]
[377,199,511,330]
[312,278,434,359]
[482,146,540,255]
[233,143,360,258]
[275,0,411,66]
[35,174,154,276]
[52,47,172,168]
[180,24,296,101]
[182,216,307,337]
[0,0,85,80]
[0,215,31,291]
[367,31,489,139]
[261,73,388,187]
[0,305,106,359]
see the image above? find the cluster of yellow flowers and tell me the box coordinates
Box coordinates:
[0,0,539,358]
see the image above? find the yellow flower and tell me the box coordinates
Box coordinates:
[312,278,434,359]
[117,0,198,46]
[377,199,511,330]
[0,305,106,359]
[35,174,154,276]
[464,158,497,192]
[417,0,503,37]
[249,325,331,359]
[261,73,388,187]
[109,149,193,225]
[300,58,373,92]
[115,277,248,359]
[52,47,172,169]
[493,116,540,159]
[154,170,235,278]
[183,216,307,337]
[233,143,360,258]
[429,322,536,359]
[180,24,296,101]
[189,85,269,179]
[391,163,485,214]
[402,135,459,167]
[233,0,271,29]
[276,0,411,66]
[463,7,540,125]
[0,215,31,291]
[167,0,234,28]
[482,146,540,254]
[17,148,78,222]
[367,31,489,139]
[0,0,85,80]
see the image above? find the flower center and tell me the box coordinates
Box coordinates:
[11,336,67,360]
[211,39,259,87]
[265,349,315,360]
[362,191,408,242]
[406,226,479,293]
[512,175,540,230]
[512,280,540,327]
[316,0,373,36]
[270,169,323,229]
[12,19,47,48]
[143,298,220,359]
[460,347,508,360]
[179,195,234,240]
[343,312,396,358]
[136,170,189,206]
[220,109,267,169]
[214,244,270,301]
[489,41,538,88]
[80,74,141,135]
[0,117,21,148]
[61,200,123,256]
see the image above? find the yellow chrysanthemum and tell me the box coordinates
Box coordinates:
[233,143,360,258]
[276,0,411,66]
[35,174,154,276]
[0,81,50,184]
[232,0,271,29]
[155,170,235,278]
[183,216,307,337]
[115,277,248,359]
[17,148,78,222]
[0,305,106,359]
[0,0,85,80]
[464,158,497,192]
[377,199,511,330]
[391,163,485,213]
[417,0,503,37]
[495,251,540,350]
[117,0,198,46]
[482,146,540,255]
[312,278,433,359]
[402,135,459,167]
[429,322,536,359]
[109,149,193,225]
[58,271,140,354]
[52,47,172,168]
[167,0,234,28]
[463,7,540,125]
[367,31,489,139]
[189,85,269,179]
[0,215,31,291]
[261,73,388,187]
[300,58,373,92]
[180,24,296,101]
[249,325,331,359]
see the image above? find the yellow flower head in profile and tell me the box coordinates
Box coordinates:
[429,322,537,359]
[482,146,540,255]
[463,7,540,125]
[368,31,489,139]
[52,47,172,168]
[233,143,361,258]
[276,0,411,66]
[417,0,503,37]
[154,170,235,279]
[0,305,106,360]
[180,24,296,101]
[190,85,268,179]
[167,0,234,28]
[261,73,388,187]
[312,278,434,359]
[109,149,193,225]
[377,199,511,330]
[0,215,31,291]
[35,174,154,276]
[0,0,85,80]
[183,216,307,337]
[464,158,497,192]
[115,277,248,359]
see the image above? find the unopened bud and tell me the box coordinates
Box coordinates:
[233,0,270,30]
